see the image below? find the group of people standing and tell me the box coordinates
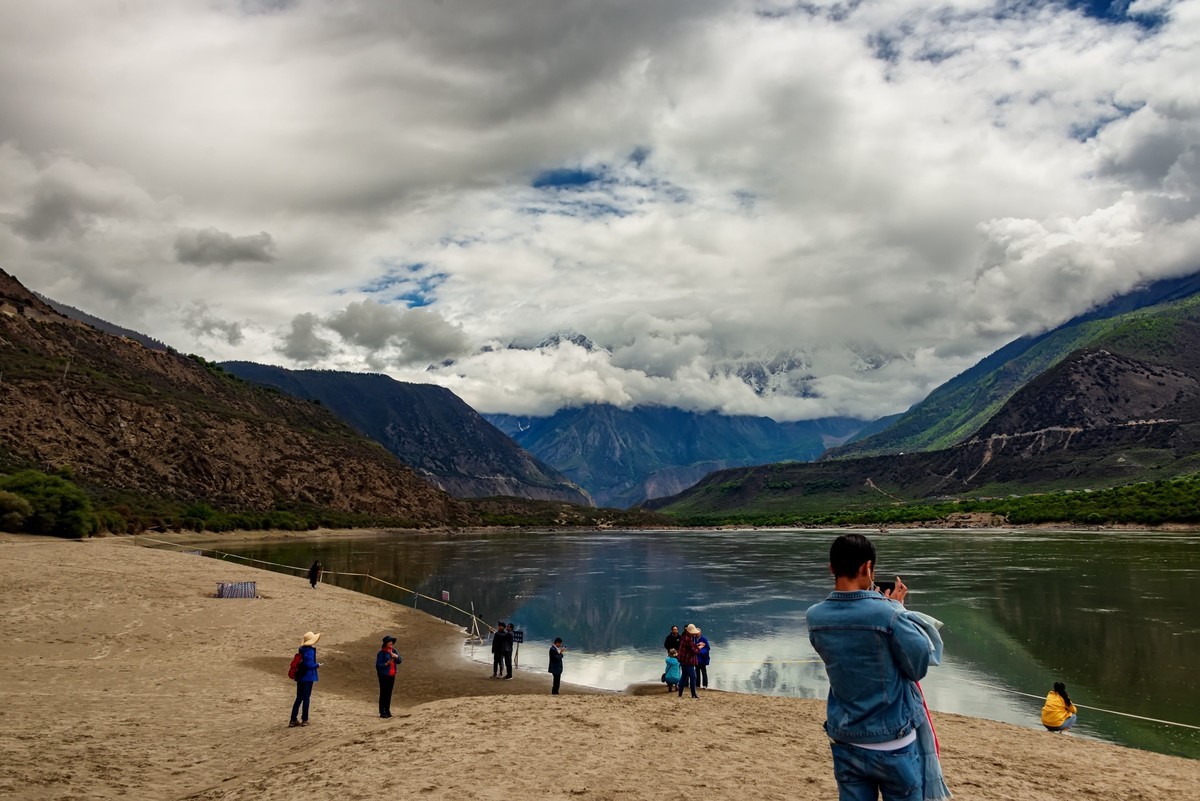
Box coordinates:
[287,631,403,727]
[490,621,516,679]
[662,623,710,698]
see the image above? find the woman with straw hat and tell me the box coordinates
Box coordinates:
[290,631,322,727]
[676,624,701,699]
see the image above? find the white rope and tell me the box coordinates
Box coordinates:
[942,675,1200,731]
[134,536,496,631]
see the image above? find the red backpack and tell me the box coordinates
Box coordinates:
[287,651,302,681]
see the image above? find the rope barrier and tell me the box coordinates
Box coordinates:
[940,675,1200,731]
[134,536,497,635]
[134,537,1200,732]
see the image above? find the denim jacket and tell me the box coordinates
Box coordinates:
[805,591,931,744]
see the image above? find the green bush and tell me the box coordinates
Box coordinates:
[0,470,96,538]
[0,490,33,531]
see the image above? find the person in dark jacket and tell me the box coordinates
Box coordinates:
[677,624,700,698]
[491,621,506,678]
[307,561,322,589]
[548,637,565,695]
[696,629,711,689]
[375,635,402,718]
[502,622,516,679]
[663,625,681,654]
[290,631,321,727]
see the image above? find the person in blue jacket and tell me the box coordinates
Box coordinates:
[375,635,402,718]
[290,631,321,727]
[806,534,933,801]
[696,629,711,689]
[664,648,682,692]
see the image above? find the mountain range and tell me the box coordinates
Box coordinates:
[649,277,1200,519]
[831,271,1200,459]
[0,269,462,525]
[220,362,592,505]
[489,406,866,508]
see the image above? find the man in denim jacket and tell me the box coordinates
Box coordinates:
[806,534,932,801]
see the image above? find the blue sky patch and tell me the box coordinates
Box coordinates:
[359,263,445,308]
[532,167,603,189]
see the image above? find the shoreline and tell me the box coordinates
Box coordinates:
[129,519,1200,551]
[2,533,1196,800]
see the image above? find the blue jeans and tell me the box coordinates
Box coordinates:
[1045,713,1077,732]
[677,665,698,697]
[830,741,922,801]
[291,680,313,722]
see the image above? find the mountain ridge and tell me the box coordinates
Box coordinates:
[221,362,593,506]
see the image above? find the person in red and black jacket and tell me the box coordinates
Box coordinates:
[375,635,402,718]
[676,624,701,698]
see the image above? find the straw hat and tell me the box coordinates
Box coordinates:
[685,623,700,635]
[301,631,321,646]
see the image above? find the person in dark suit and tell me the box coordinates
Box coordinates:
[548,637,565,694]
[491,621,506,678]
[502,622,516,678]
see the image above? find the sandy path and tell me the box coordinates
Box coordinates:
[1,533,1196,801]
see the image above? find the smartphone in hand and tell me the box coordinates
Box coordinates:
[874,580,896,595]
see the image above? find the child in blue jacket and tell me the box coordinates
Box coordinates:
[664,648,682,692]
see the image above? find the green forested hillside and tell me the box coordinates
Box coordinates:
[833,272,1200,458]
[649,294,1200,525]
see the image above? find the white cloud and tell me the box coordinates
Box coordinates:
[1,1,1198,422]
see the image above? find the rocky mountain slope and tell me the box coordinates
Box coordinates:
[221,362,592,506]
[0,269,462,524]
[832,270,1200,458]
[649,295,1200,518]
[489,405,866,508]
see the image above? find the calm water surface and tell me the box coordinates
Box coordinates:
[213,528,1200,759]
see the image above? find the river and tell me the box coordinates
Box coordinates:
[210,528,1200,759]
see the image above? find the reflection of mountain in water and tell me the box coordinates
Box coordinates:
[213,529,1200,758]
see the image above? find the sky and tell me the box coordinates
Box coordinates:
[2,0,1198,422]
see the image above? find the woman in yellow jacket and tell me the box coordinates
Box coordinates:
[1041,681,1078,733]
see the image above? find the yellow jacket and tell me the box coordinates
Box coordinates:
[1041,691,1078,728]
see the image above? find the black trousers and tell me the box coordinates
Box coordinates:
[551,672,561,694]
[697,664,708,687]
[291,680,313,722]
[378,674,395,716]
[503,652,513,677]
[493,652,503,676]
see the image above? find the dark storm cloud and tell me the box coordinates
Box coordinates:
[324,300,471,366]
[174,228,276,266]
[277,312,334,364]
[183,302,244,346]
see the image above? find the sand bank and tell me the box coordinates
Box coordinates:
[1,533,1196,800]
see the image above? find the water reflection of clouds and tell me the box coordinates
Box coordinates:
[226,528,1200,757]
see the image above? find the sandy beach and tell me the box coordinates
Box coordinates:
[1,533,1196,801]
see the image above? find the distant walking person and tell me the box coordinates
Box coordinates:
[1042,681,1078,734]
[677,624,701,698]
[491,621,506,678]
[548,638,565,694]
[696,629,711,689]
[308,560,322,589]
[290,631,321,727]
[663,625,681,654]
[375,635,402,718]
